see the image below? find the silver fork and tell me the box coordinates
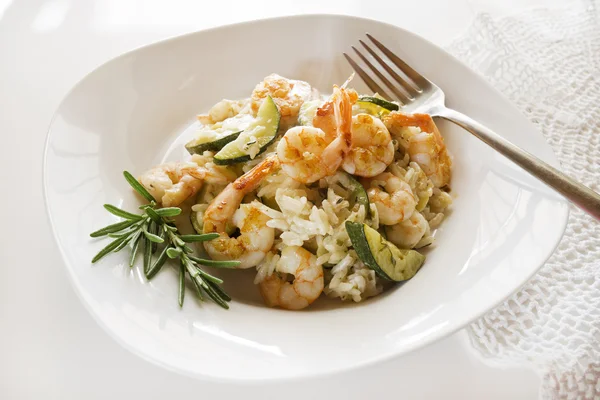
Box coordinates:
[344,34,600,221]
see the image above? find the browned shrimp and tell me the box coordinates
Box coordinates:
[363,172,416,225]
[384,112,452,188]
[202,155,280,269]
[250,74,314,128]
[276,85,353,183]
[342,113,395,177]
[139,161,236,207]
[258,246,324,310]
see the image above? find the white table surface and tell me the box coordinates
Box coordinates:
[0,0,565,398]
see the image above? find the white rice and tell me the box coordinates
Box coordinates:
[254,251,280,284]
[252,176,384,302]
[241,144,279,173]
[324,252,382,302]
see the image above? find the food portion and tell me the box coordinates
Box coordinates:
[92,74,453,311]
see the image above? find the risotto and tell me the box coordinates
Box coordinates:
[139,73,453,310]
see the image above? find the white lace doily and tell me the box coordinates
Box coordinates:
[448,3,600,399]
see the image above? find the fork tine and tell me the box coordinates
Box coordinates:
[352,45,412,104]
[350,46,398,100]
[358,40,417,99]
[366,33,430,90]
[343,52,393,100]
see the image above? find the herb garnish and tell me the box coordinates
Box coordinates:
[90,171,237,308]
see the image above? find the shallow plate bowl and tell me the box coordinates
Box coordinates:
[44,14,568,381]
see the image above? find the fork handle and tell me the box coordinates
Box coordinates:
[438,107,600,221]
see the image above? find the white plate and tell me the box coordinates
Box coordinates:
[43,14,568,382]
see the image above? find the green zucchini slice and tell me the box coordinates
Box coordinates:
[346,221,425,281]
[214,96,280,165]
[355,95,400,118]
[185,113,255,155]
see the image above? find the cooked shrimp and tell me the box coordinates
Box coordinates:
[277,86,352,184]
[197,98,249,125]
[203,155,280,268]
[385,211,429,249]
[139,161,236,207]
[342,113,395,177]
[312,86,352,140]
[383,112,451,187]
[258,246,324,310]
[250,74,315,128]
[346,88,359,105]
[364,172,416,225]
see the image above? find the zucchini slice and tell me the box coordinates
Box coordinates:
[345,221,425,281]
[189,189,206,234]
[346,174,370,216]
[214,96,280,165]
[356,96,399,117]
[358,96,399,111]
[326,172,370,215]
[190,208,203,235]
[186,131,241,155]
[185,113,255,155]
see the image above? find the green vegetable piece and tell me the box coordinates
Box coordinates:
[346,173,370,217]
[357,96,399,111]
[185,131,242,155]
[346,221,425,281]
[214,95,280,165]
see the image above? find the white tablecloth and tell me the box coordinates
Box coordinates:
[449,4,600,398]
[0,1,595,399]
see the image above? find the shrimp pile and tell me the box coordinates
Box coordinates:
[135,74,453,310]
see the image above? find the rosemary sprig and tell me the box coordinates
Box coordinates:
[90,171,239,309]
